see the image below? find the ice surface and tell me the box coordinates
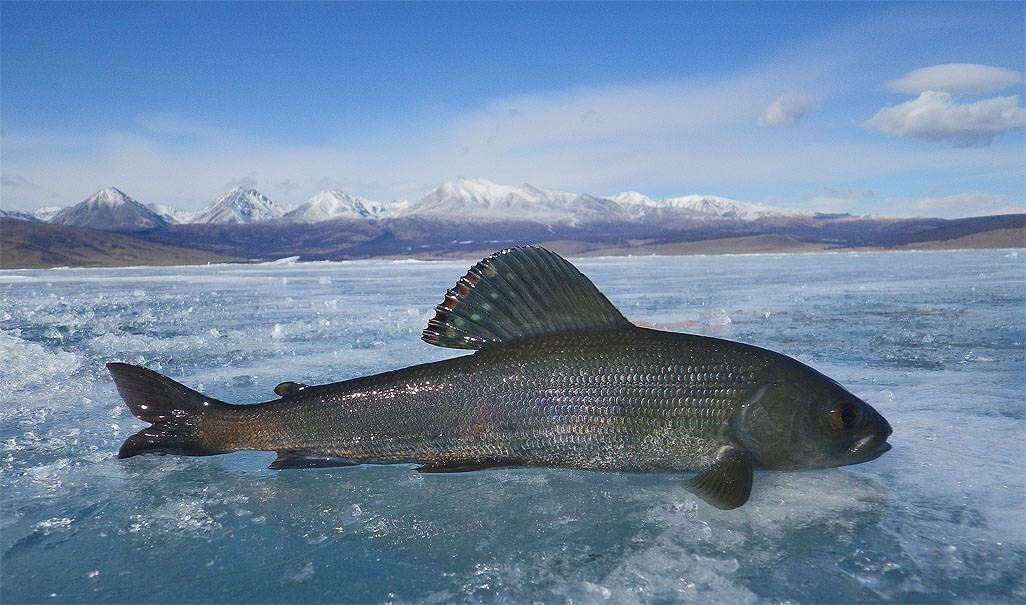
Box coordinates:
[1,250,1023,603]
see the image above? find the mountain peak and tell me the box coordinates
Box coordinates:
[285,190,375,222]
[84,187,133,206]
[51,187,166,231]
[435,177,515,198]
[191,187,283,224]
[33,206,63,222]
[610,191,655,206]
[224,185,260,196]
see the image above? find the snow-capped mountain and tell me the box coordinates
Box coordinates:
[409,179,801,224]
[0,208,40,222]
[283,190,412,222]
[609,191,655,206]
[190,187,285,224]
[606,191,691,220]
[409,177,626,225]
[367,199,410,218]
[147,203,195,224]
[609,191,804,221]
[660,195,805,220]
[34,207,63,222]
[50,187,167,231]
[284,190,377,222]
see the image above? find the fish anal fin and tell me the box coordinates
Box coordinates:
[269,451,358,470]
[415,460,511,473]
[422,246,629,350]
[687,445,753,510]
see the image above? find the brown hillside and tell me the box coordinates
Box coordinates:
[0,219,243,269]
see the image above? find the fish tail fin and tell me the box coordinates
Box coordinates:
[108,362,231,459]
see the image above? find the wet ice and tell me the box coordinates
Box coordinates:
[1,250,1024,603]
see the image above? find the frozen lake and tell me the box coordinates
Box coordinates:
[1,250,1023,603]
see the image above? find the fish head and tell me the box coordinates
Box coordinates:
[731,360,892,470]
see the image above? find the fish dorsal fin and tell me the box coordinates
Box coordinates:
[422,246,629,350]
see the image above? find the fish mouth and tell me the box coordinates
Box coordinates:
[848,431,892,462]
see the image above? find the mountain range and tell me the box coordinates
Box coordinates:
[2,177,1022,268]
[2,178,816,231]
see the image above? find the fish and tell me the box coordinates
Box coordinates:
[109,246,892,509]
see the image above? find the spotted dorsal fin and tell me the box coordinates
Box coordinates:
[422,246,630,350]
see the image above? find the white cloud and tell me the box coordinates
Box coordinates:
[445,76,770,154]
[887,64,1023,96]
[758,92,820,126]
[133,114,233,143]
[800,187,876,212]
[901,191,1026,218]
[1,173,39,189]
[866,91,1026,146]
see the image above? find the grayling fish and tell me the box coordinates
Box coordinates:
[109,246,892,509]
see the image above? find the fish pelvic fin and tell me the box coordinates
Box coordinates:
[423,246,630,350]
[415,459,512,473]
[687,445,754,510]
[108,362,230,459]
[269,451,358,470]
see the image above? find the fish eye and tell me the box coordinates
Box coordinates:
[828,402,861,432]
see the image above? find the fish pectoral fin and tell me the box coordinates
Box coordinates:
[269,451,358,470]
[687,445,753,510]
[274,381,308,397]
[415,460,510,473]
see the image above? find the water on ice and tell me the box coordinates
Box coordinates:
[0,250,1023,603]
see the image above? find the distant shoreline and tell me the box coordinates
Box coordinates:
[1,218,1021,271]
[3,215,1023,270]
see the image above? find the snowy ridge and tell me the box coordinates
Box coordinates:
[284,190,408,222]
[659,194,807,220]
[190,187,285,224]
[33,207,63,222]
[365,198,410,218]
[0,208,40,222]
[610,191,805,221]
[609,191,655,206]
[410,177,627,225]
[147,203,196,224]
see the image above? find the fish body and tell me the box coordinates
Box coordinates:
[171,329,769,470]
[110,246,892,509]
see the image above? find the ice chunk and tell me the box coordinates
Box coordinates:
[0,332,81,392]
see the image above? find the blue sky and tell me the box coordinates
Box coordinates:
[2,1,1023,217]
